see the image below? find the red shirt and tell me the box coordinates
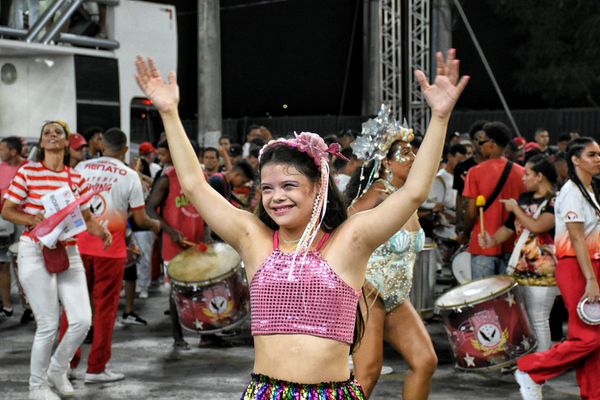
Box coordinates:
[0,160,27,209]
[463,157,525,255]
[161,167,205,262]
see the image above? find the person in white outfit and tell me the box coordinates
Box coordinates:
[1,121,111,400]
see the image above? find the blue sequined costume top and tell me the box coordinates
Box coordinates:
[365,227,425,313]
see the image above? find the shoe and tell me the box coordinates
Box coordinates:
[20,308,35,324]
[121,312,147,326]
[48,370,74,397]
[29,386,60,400]
[0,307,13,320]
[138,290,149,299]
[173,339,190,350]
[198,335,231,348]
[85,369,125,384]
[380,365,394,375]
[514,369,543,400]
[84,327,93,344]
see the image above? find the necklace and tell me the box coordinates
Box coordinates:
[282,237,301,244]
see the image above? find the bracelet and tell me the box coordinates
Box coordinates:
[586,277,596,281]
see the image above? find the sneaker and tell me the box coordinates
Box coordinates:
[514,369,543,400]
[0,307,13,320]
[173,339,190,350]
[121,312,147,326]
[48,370,74,397]
[20,308,35,324]
[29,386,60,400]
[85,369,125,384]
[138,290,149,299]
[380,365,394,375]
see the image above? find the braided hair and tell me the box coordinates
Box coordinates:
[566,137,600,214]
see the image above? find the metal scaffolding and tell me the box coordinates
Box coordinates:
[377,0,430,134]
[408,0,431,135]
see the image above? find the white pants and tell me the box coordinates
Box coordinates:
[133,231,154,290]
[521,285,560,352]
[17,237,91,389]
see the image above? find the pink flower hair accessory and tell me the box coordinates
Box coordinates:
[259,132,348,167]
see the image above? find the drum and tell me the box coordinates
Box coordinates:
[451,249,472,284]
[577,297,600,325]
[434,275,536,370]
[410,241,439,319]
[168,242,249,333]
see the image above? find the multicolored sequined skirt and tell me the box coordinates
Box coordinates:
[241,373,366,400]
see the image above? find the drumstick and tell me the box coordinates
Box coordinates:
[476,195,486,234]
[181,239,208,252]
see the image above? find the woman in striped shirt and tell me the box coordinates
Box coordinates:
[2,121,111,400]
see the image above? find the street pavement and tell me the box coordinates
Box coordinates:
[0,284,581,400]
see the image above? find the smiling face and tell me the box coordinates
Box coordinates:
[39,122,68,155]
[260,163,318,231]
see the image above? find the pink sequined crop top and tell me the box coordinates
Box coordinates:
[250,231,361,344]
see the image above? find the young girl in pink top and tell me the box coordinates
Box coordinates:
[135,50,469,399]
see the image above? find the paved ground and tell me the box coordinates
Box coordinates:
[0,283,581,400]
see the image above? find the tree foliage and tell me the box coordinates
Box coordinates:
[488,0,600,107]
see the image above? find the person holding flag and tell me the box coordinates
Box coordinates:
[1,121,111,400]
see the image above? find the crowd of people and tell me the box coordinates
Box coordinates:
[0,49,598,400]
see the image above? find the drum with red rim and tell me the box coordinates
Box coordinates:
[168,242,249,333]
[434,275,536,370]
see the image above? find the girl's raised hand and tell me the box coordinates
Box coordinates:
[414,48,470,120]
[135,56,179,114]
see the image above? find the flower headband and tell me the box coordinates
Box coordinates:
[258,132,348,167]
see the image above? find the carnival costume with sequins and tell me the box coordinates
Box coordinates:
[244,231,364,399]
[364,179,425,313]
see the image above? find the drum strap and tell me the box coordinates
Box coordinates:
[483,160,513,212]
[506,198,549,274]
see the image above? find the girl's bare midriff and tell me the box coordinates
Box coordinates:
[253,334,351,383]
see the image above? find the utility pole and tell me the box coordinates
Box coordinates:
[198,0,222,147]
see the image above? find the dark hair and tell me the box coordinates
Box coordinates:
[248,144,261,159]
[558,133,571,142]
[232,159,255,181]
[566,137,600,213]
[219,136,231,143]
[83,126,104,142]
[525,154,557,185]
[157,139,169,151]
[229,144,243,157]
[333,147,353,172]
[448,143,468,156]
[468,120,489,139]
[37,121,69,165]
[203,147,219,158]
[103,127,127,152]
[483,121,511,148]
[257,145,347,233]
[250,137,266,147]
[534,128,548,136]
[245,124,261,137]
[323,134,339,146]
[1,136,22,154]
[137,157,151,177]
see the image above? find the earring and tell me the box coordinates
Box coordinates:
[386,169,394,184]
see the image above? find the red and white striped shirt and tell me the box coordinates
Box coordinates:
[3,162,91,241]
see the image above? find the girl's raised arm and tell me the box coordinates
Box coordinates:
[135,57,262,251]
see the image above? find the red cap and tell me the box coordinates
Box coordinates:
[69,133,87,150]
[524,142,541,153]
[512,137,526,147]
[139,142,156,155]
